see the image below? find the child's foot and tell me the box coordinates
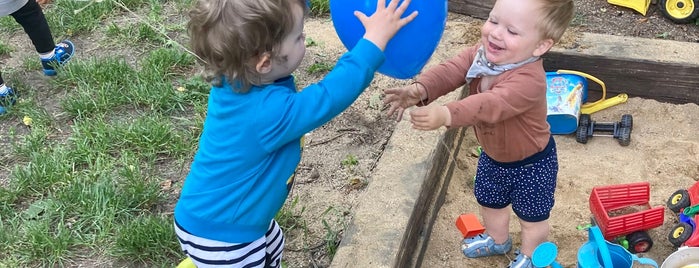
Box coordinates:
[461,233,512,258]
[42,40,75,76]
[0,86,17,115]
[507,249,533,268]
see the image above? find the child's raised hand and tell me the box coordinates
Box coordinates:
[409,104,451,130]
[354,0,418,51]
[384,83,426,122]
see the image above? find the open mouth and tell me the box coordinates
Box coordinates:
[488,41,504,51]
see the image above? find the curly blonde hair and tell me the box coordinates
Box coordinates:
[188,0,307,92]
[536,0,574,42]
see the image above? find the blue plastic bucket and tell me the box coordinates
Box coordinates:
[577,226,658,268]
[546,71,588,135]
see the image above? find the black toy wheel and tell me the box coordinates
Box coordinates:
[667,189,691,213]
[579,114,591,129]
[668,222,693,247]
[576,125,589,144]
[627,231,653,253]
[620,114,633,130]
[618,127,631,146]
[659,0,699,24]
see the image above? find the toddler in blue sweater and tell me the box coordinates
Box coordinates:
[173,0,417,267]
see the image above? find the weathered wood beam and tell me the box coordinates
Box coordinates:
[543,51,698,104]
[544,33,699,104]
[447,0,494,19]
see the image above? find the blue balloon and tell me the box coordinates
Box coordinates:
[330,0,447,79]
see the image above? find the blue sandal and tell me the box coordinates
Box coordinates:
[461,233,512,258]
[508,249,533,268]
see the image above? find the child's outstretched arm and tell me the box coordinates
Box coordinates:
[383,82,427,121]
[354,0,418,51]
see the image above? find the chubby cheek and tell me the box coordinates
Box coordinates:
[295,46,306,67]
[480,26,490,42]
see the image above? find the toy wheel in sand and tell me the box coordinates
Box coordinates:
[618,127,631,146]
[659,0,699,24]
[668,222,693,247]
[579,113,591,129]
[627,231,653,253]
[620,114,633,130]
[667,189,691,213]
[576,125,589,144]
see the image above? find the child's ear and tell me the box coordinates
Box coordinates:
[533,38,554,57]
[255,52,272,74]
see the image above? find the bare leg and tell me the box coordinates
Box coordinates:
[480,206,510,244]
[519,219,549,257]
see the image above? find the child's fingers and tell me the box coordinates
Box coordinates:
[400,11,418,25]
[376,0,388,11]
[392,107,405,122]
[385,0,399,10]
[395,0,411,14]
[353,11,368,23]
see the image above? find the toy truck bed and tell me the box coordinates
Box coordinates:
[589,182,665,240]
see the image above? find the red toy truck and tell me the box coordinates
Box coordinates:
[589,182,665,253]
[666,181,699,247]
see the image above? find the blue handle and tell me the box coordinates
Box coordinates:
[589,227,613,268]
[632,256,658,268]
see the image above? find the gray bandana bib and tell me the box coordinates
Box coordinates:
[465,46,539,83]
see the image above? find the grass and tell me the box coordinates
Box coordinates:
[0,0,337,266]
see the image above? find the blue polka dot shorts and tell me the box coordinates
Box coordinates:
[474,137,558,222]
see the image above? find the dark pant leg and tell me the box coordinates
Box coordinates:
[0,72,4,85]
[10,0,55,54]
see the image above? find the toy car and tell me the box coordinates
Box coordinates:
[589,182,665,253]
[666,181,699,247]
[576,113,633,146]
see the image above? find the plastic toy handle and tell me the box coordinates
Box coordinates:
[683,204,699,217]
[556,69,607,107]
[632,255,658,268]
[580,93,628,114]
[590,226,614,268]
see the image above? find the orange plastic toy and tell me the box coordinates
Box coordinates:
[456,213,485,238]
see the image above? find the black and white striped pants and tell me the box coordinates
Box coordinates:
[175,220,284,268]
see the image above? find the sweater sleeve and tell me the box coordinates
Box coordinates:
[415,45,476,105]
[445,62,547,127]
[257,38,385,151]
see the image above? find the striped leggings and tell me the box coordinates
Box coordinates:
[175,220,284,268]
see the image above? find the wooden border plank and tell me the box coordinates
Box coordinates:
[543,51,699,104]
[447,0,493,20]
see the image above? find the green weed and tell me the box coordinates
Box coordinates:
[307,61,333,75]
[309,0,330,16]
[0,42,12,56]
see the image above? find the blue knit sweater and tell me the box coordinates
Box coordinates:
[174,39,384,243]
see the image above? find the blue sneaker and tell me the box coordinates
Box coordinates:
[0,86,16,115]
[461,233,512,258]
[42,40,75,76]
[508,249,533,268]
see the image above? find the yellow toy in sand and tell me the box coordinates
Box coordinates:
[607,0,699,24]
[553,70,628,115]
